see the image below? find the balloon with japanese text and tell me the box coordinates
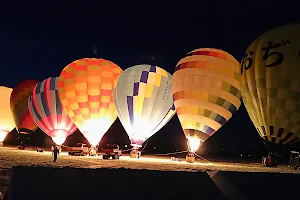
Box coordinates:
[173,48,242,152]
[28,77,77,146]
[240,24,300,145]
[10,80,39,135]
[57,58,123,147]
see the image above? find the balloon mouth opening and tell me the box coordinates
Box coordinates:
[49,129,69,146]
[0,130,9,143]
[18,128,32,135]
[131,144,142,148]
[187,137,202,152]
[130,138,144,148]
[83,132,104,147]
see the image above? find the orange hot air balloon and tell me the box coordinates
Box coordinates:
[58,58,123,147]
[0,86,15,144]
[10,80,39,136]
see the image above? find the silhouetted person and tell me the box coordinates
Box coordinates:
[53,146,59,162]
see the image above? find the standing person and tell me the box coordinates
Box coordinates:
[53,146,59,162]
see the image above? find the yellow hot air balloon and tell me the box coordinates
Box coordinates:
[58,58,122,147]
[173,48,242,154]
[240,24,300,145]
[0,86,15,145]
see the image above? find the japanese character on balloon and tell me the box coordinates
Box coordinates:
[240,51,254,75]
[261,40,291,68]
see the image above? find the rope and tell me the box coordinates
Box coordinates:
[121,149,132,153]
[193,152,211,162]
[140,139,149,152]
[150,150,188,156]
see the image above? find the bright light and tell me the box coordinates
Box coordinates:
[80,118,113,147]
[130,137,144,148]
[129,117,149,145]
[187,137,201,152]
[51,129,69,145]
[0,130,9,142]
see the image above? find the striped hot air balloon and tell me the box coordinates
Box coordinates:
[57,58,123,147]
[172,48,241,152]
[10,80,39,135]
[28,77,77,146]
[113,65,175,148]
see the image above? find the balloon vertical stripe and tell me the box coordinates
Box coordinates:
[28,77,77,145]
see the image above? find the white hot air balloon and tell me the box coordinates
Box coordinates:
[113,64,175,157]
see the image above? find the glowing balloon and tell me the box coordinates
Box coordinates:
[173,48,242,151]
[240,24,300,145]
[57,58,122,147]
[10,80,39,135]
[113,65,175,148]
[0,86,15,143]
[28,77,77,145]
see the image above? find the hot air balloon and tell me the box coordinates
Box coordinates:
[10,79,39,147]
[240,24,300,155]
[172,48,242,160]
[0,86,15,146]
[28,77,77,146]
[113,64,175,157]
[58,58,122,149]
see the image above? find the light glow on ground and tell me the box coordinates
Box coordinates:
[0,146,299,174]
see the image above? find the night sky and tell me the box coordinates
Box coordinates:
[2,1,300,159]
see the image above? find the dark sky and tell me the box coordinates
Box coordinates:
[2,1,300,157]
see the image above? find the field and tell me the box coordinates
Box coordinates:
[0,146,299,199]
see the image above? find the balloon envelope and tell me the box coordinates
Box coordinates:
[173,48,241,151]
[28,77,77,145]
[240,24,300,145]
[113,64,175,147]
[0,86,15,142]
[10,80,39,134]
[57,58,122,146]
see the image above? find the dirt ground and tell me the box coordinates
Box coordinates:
[0,146,299,173]
[0,146,299,199]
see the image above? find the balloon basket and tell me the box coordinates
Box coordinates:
[0,142,3,147]
[18,145,25,150]
[130,150,141,159]
[89,146,98,156]
[186,152,195,163]
[186,155,195,163]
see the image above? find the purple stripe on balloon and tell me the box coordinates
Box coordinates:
[203,125,214,135]
[133,82,139,96]
[127,96,134,125]
[150,65,156,72]
[171,104,175,110]
[140,71,149,83]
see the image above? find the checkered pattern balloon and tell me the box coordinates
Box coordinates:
[57,58,122,146]
[113,65,175,147]
[172,48,241,142]
[241,24,300,145]
[28,77,77,145]
[10,80,39,134]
